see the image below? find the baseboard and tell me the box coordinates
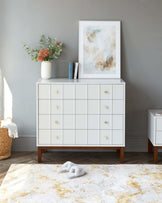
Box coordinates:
[12,134,155,152]
[12,136,37,151]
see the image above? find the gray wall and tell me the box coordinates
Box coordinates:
[0,0,162,151]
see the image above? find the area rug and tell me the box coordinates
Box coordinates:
[0,164,162,203]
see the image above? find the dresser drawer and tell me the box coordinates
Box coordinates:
[156,118,162,131]
[100,115,112,129]
[39,130,50,145]
[39,100,50,114]
[38,85,50,99]
[76,85,87,99]
[100,130,112,145]
[113,115,123,129]
[76,130,87,145]
[63,100,75,114]
[88,130,99,144]
[88,100,99,114]
[39,115,50,129]
[113,85,124,100]
[88,115,99,129]
[88,85,99,99]
[51,130,62,145]
[113,100,124,114]
[76,115,87,129]
[112,130,123,145]
[63,115,75,129]
[51,100,63,114]
[76,100,87,114]
[64,85,75,99]
[51,85,63,99]
[100,100,112,114]
[51,115,62,129]
[63,130,75,144]
[100,85,112,99]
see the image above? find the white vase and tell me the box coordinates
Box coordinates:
[41,61,52,79]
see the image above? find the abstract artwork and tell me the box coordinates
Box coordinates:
[79,21,121,78]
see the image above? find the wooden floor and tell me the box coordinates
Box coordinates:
[0,151,162,185]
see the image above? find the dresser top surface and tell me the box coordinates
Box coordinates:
[149,109,162,117]
[37,78,125,84]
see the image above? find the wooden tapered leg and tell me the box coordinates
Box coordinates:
[153,147,158,164]
[120,147,124,164]
[38,147,42,163]
[148,139,153,153]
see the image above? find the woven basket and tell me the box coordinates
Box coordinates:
[0,117,12,160]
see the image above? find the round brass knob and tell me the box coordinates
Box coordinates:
[104,91,108,94]
[104,121,108,124]
[105,106,108,109]
[55,136,58,139]
[104,136,108,140]
[55,90,59,94]
[55,105,59,110]
[55,121,58,124]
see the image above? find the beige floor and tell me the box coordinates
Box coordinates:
[0,151,162,185]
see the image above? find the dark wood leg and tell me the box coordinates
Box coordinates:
[148,139,153,153]
[154,147,158,164]
[38,147,42,163]
[120,147,124,164]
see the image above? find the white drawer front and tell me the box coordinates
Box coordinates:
[51,100,63,114]
[76,130,87,145]
[88,100,99,114]
[63,100,75,114]
[156,118,162,131]
[88,85,99,99]
[100,85,112,99]
[88,130,99,144]
[76,115,87,129]
[63,115,75,129]
[112,130,123,145]
[39,100,50,114]
[113,85,124,100]
[100,115,112,129]
[39,85,50,99]
[100,100,112,114]
[76,85,87,99]
[51,85,63,99]
[113,115,123,129]
[63,130,75,144]
[39,115,50,129]
[51,130,62,145]
[100,130,112,145]
[113,100,124,114]
[39,130,50,145]
[88,115,99,129]
[76,100,87,114]
[51,115,62,129]
[156,131,162,144]
[64,85,75,99]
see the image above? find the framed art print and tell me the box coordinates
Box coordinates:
[79,21,121,78]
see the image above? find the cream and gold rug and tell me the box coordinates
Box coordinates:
[0,164,162,202]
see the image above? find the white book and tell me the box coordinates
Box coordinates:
[74,62,79,79]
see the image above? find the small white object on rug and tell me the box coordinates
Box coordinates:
[0,164,162,203]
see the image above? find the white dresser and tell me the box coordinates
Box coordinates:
[148,109,162,163]
[36,79,126,163]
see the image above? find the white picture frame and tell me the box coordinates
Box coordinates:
[79,21,121,78]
